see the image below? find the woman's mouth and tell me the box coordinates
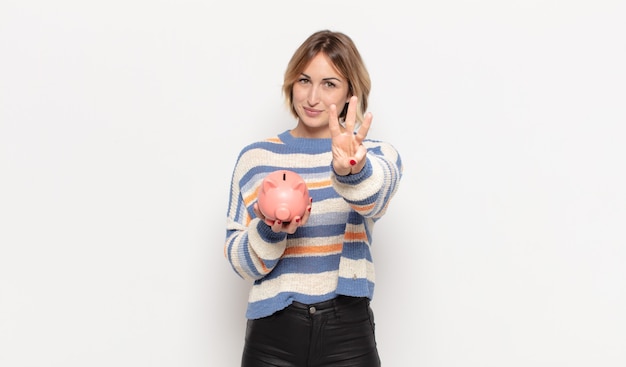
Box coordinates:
[303,107,323,118]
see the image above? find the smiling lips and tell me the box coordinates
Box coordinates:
[303,107,323,118]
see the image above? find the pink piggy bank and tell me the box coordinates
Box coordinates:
[257,170,310,226]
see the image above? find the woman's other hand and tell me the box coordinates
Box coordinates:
[329,96,372,176]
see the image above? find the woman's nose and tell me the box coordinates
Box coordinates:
[307,86,319,105]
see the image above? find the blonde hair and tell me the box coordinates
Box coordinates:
[282,30,371,123]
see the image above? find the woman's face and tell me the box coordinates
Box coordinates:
[291,52,349,138]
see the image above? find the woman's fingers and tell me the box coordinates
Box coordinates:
[355,111,372,144]
[328,103,342,137]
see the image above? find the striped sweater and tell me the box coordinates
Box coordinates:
[225,130,402,319]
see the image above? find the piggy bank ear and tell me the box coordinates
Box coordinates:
[263,177,278,192]
[293,182,307,195]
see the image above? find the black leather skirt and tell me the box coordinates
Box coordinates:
[241,296,381,367]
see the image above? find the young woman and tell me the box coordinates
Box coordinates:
[225,30,403,367]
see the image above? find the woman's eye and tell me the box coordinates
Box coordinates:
[298,78,310,84]
[325,81,336,88]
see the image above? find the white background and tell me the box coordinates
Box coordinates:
[1,0,625,366]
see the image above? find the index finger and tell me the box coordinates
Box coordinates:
[328,103,342,137]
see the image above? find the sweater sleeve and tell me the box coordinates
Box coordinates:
[331,140,403,220]
[224,151,288,280]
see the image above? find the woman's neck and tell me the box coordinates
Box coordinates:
[290,121,331,139]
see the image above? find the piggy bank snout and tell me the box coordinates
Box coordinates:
[274,207,292,221]
[257,170,310,223]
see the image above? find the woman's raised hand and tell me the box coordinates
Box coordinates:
[329,96,372,176]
